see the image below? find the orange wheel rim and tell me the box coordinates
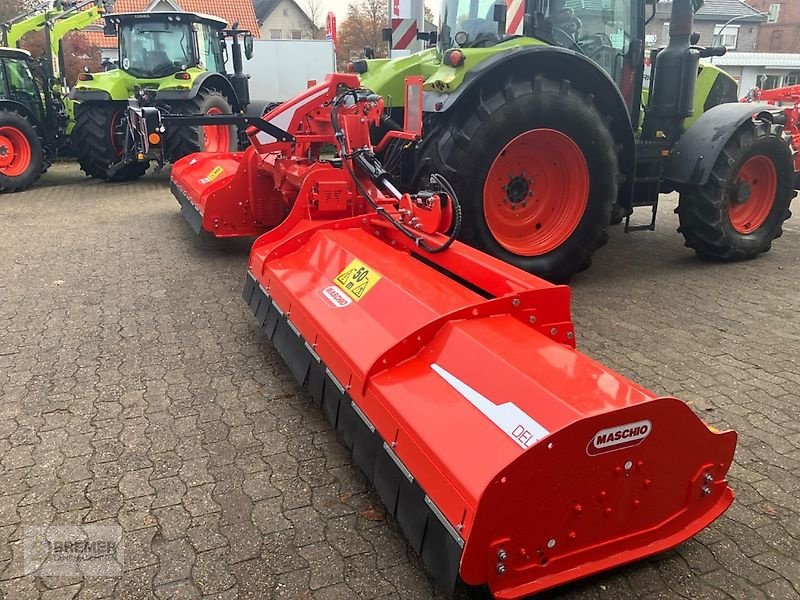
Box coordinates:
[728,155,777,234]
[202,107,230,151]
[483,129,589,256]
[0,126,32,177]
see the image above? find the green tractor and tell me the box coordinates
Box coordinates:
[0,0,112,193]
[70,11,254,181]
[360,0,796,282]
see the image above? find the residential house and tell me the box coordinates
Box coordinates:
[645,0,766,51]
[252,0,315,40]
[748,1,800,52]
[82,0,260,60]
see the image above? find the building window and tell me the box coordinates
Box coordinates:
[270,29,282,40]
[661,21,669,44]
[757,74,782,90]
[785,71,800,87]
[767,4,781,23]
[713,24,739,49]
[291,30,302,40]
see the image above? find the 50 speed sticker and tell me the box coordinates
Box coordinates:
[334,259,382,301]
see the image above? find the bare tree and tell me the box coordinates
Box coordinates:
[304,0,324,39]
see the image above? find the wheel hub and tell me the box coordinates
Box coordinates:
[0,137,13,168]
[504,174,532,208]
[730,180,752,206]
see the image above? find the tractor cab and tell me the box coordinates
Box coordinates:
[439,0,646,104]
[0,48,45,124]
[104,12,229,79]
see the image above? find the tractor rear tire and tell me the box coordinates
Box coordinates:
[73,102,148,182]
[417,75,619,283]
[677,120,795,260]
[0,110,43,193]
[166,89,236,161]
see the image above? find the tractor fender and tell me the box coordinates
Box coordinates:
[664,102,786,186]
[424,46,636,205]
[0,99,40,126]
[156,73,240,110]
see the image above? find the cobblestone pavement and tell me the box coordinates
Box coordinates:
[0,163,798,600]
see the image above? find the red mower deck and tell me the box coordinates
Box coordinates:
[172,73,738,598]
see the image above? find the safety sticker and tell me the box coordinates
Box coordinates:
[200,166,224,184]
[334,259,382,301]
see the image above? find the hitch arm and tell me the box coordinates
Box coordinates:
[162,115,295,143]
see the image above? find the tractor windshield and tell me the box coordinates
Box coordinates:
[439,0,638,85]
[119,20,195,78]
[0,58,44,122]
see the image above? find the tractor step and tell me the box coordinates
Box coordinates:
[625,199,659,232]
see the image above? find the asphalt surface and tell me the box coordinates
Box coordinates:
[0,163,798,599]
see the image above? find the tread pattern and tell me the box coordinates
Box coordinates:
[0,110,44,193]
[677,120,796,260]
[415,74,619,282]
[73,103,147,182]
[165,89,233,161]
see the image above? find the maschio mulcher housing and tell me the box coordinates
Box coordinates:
[172,73,738,598]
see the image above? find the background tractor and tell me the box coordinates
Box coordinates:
[360,0,796,282]
[0,0,111,193]
[70,11,254,181]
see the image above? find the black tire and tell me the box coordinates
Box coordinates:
[73,102,148,182]
[416,74,619,282]
[677,120,795,260]
[0,110,43,193]
[166,89,236,161]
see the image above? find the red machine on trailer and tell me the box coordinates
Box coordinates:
[170,74,738,598]
[743,85,800,172]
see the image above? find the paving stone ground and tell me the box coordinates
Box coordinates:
[0,163,798,599]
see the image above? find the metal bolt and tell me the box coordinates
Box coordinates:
[702,486,711,496]
[496,563,506,575]
[566,332,574,340]
[704,473,714,483]
[511,298,520,307]
[497,549,507,561]
[528,315,537,324]
[550,327,558,336]
[547,539,556,549]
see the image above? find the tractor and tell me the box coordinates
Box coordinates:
[357,0,797,282]
[0,0,112,192]
[69,11,254,181]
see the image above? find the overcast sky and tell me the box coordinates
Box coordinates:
[308,0,438,22]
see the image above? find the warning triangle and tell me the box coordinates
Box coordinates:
[336,269,353,286]
[351,282,367,298]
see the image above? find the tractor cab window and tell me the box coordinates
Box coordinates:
[0,59,44,122]
[200,25,224,72]
[119,21,195,78]
[439,0,638,83]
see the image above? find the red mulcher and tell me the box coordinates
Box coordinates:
[171,73,737,598]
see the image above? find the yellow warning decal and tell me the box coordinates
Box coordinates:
[335,259,382,301]
[206,166,224,181]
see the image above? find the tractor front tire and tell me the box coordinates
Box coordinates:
[677,120,795,260]
[418,75,619,282]
[166,89,236,161]
[0,110,43,193]
[73,102,148,182]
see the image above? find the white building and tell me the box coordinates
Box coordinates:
[707,52,800,94]
[253,0,315,40]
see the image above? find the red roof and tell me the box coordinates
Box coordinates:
[83,0,260,49]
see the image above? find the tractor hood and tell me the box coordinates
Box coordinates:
[359,37,546,108]
[70,66,207,101]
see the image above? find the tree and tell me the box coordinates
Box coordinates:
[1,0,31,24]
[20,29,101,87]
[336,0,389,67]
[304,0,325,39]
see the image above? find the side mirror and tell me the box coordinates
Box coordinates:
[493,1,507,23]
[103,19,116,37]
[382,27,392,43]
[244,34,254,60]
[690,32,700,45]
